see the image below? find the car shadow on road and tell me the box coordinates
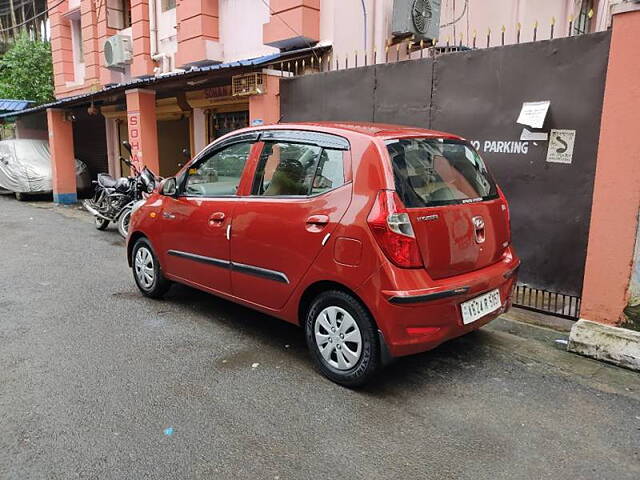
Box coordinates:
[160,283,497,393]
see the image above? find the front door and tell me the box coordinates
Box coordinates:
[230,133,352,310]
[159,139,256,294]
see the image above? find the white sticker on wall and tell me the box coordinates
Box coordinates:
[546,129,576,164]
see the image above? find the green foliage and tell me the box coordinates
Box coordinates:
[0,34,54,104]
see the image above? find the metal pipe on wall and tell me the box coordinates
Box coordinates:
[360,0,367,53]
[149,0,168,73]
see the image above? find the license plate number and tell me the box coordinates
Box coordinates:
[460,289,502,325]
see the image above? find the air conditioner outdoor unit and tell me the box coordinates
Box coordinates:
[392,0,442,41]
[104,34,133,70]
[232,73,265,96]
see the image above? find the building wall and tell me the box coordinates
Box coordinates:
[219,0,278,62]
[50,0,616,100]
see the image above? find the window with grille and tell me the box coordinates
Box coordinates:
[574,0,595,35]
[208,111,250,142]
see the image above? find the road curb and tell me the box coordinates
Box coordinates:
[568,319,640,372]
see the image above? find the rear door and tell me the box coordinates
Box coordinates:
[385,137,510,279]
[159,136,258,294]
[229,131,352,310]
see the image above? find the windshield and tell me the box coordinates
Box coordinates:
[386,138,498,207]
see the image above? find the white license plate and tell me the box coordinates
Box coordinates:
[460,289,502,325]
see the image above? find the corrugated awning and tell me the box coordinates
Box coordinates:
[0,99,35,113]
[0,45,328,120]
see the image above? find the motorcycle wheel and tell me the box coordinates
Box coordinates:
[117,208,132,238]
[95,216,109,230]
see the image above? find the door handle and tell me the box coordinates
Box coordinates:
[306,214,329,225]
[305,214,330,232]
[163,212,176,219]
[208,211,226,227]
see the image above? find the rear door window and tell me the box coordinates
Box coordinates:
[251,142,345,197]
[385,138,498,207]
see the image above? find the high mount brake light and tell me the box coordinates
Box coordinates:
[367,190,424,268]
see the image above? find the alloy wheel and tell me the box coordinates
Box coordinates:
[314,306,363,370]
[134,246,155,289]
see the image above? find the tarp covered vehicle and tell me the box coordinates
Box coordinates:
[0,139,90,199]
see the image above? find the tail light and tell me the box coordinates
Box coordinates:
[498,186,512,244]
[367,190,423,268]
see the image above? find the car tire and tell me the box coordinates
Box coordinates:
[95,216,109,230]
[117,208,132,238]
[305,290,380,387]
[131,238,171,299]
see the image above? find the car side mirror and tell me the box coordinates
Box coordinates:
[162,177,178,196]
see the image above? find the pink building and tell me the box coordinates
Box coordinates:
[10,0,617,203]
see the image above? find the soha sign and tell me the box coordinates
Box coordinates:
[127,112,144,167]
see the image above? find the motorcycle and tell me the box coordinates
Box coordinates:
[83,141,158,238]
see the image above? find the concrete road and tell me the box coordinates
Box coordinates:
[1,195,639,480]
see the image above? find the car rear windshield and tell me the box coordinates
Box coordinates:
[385,137,498,207]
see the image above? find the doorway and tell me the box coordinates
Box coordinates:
[157,117,190,177]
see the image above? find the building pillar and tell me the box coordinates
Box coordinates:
[176,0,221,68]
[105,118,120,177]
[96,0,117,86]
[192,108,208,153]
[80,0,100,88]
[569,3,640,371]
[131,0,154,77]
[46,109,77,204]
[249,74,281,126]
[125,89,160,174]
[49,0,74,95]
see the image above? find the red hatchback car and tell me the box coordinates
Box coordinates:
[127,123,519,386]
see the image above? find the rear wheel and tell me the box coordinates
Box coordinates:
[117,208,132,238]
[132,238,171,298]
[305,290,380,387]
[95,216,109,230]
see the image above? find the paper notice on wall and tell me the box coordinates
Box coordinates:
[520,128,549,141]
[517,101,551,129]
[546,129,576,164]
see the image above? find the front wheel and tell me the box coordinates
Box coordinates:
[95,216,109,230]
[131,238,171,298]
[305,290,381,387]
[117,208,132,238]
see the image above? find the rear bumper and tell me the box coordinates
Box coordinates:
[362,254,520,358]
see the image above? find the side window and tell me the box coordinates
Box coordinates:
[311,149,345,195]
[251,142,345,197]
[183,142,252,197]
